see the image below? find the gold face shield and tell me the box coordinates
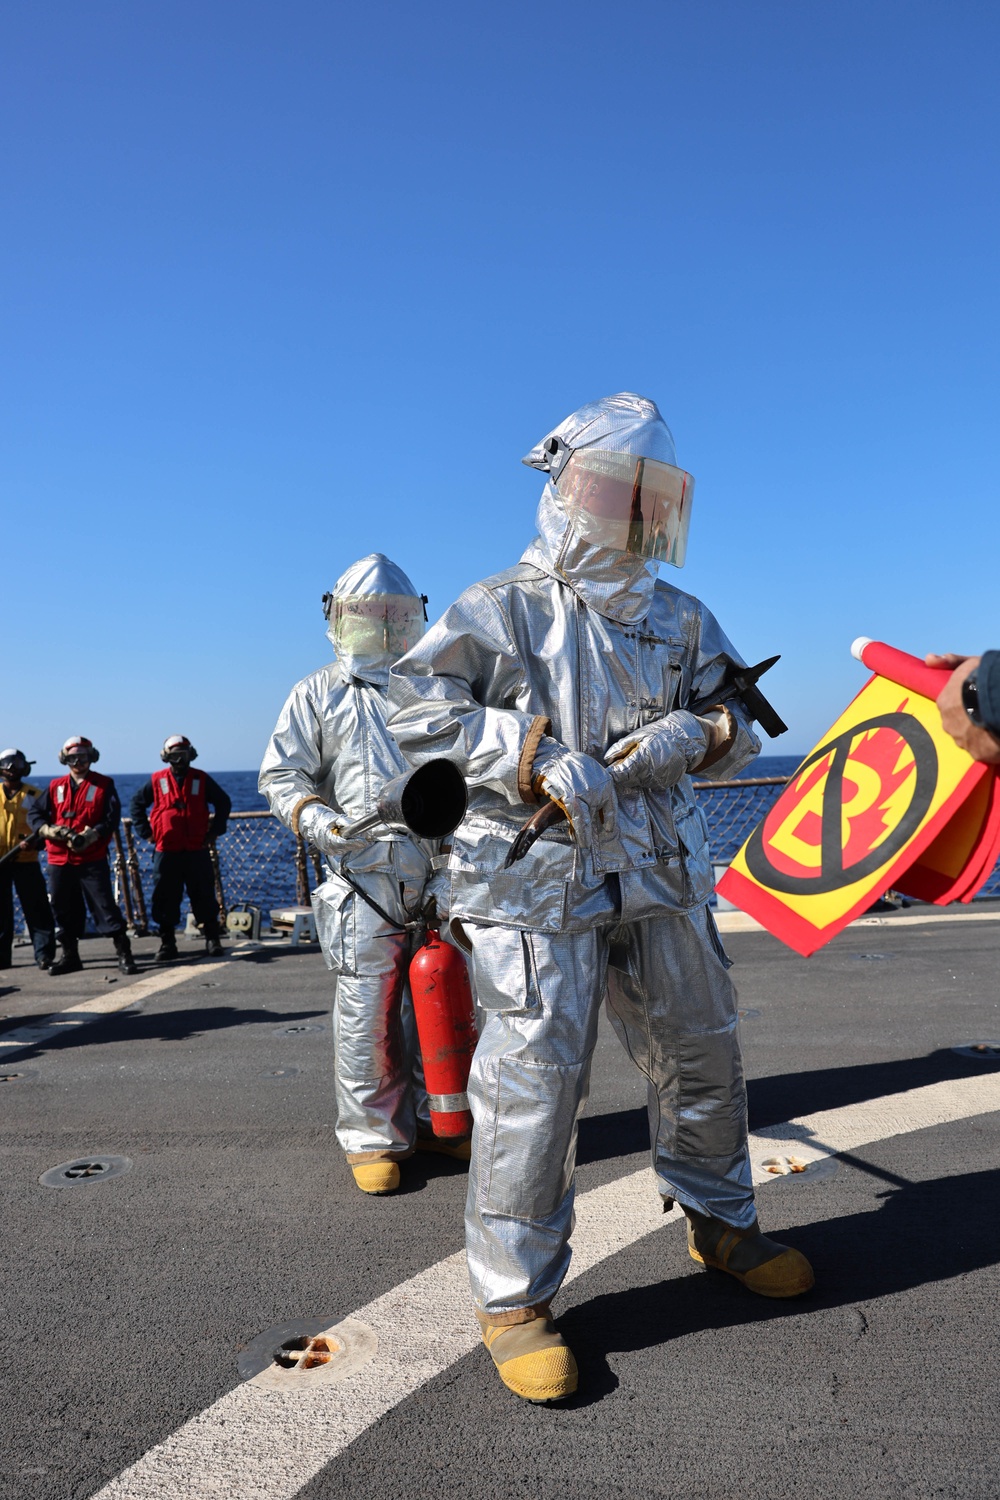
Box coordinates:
[556,450,695,566]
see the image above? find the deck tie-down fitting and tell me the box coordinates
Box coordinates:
[274,1335,340,1371]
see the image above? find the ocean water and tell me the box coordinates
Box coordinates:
[731,756,803,780]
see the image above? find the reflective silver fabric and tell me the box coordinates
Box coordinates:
[317,846,431,1156]
[260,658,426,834]
[521,392,684,617]
[464,907,751,1313]
[522,390,679,478]
[388,513,760,930]
[260,596,435,1157]
[387,396,762,1311]
[325,553,424,687]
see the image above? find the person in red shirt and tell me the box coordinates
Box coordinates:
[27,736,138,976]
[129,736,231,962]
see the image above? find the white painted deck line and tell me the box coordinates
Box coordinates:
[0,962,229,1055]
[90,1069,1000,1500]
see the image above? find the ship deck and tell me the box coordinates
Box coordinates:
[2,905,999,1500]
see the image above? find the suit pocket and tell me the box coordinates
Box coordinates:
[474,1050,585,1218]
[468,925,539,1013]
[450,825,571,933]
[311,878,354,972]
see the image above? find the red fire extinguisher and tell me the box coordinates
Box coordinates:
[409,929,478,1138]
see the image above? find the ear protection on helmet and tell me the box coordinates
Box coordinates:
[161,735,198,763]
[0,749,33,779]
[59,737,99,765]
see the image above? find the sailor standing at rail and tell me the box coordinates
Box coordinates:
[129,736,231,962]
[260,554,470,1195]
[27,736,138,977]
[388,393,815,1402]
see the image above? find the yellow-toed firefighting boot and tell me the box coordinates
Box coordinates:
[476,1306,578,1403]
[686,1210,814,1298]
[350,1159,401,1195]
[415,1133,472,1162]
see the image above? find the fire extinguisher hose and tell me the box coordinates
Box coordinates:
[334,867,428,936]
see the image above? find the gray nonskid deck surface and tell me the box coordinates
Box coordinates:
[1,912,998,1500]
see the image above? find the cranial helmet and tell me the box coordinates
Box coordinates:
[0,748,34,780]
[522,392,694,569]
[161,735,198,765]
[321,553,427,686]
[59,736,99,766]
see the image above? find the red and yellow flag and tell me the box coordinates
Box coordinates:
[717,641,1000,956]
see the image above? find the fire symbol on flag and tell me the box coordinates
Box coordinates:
[745,708,938,896]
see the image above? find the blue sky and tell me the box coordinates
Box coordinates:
[3,0,998,772]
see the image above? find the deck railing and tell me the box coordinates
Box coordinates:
[17,775,998,939]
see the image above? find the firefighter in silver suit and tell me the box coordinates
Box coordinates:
[260,553,468,1195]
[388,394,814,1401]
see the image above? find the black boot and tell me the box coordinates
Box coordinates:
[50,943,83,976]
[204,935,225,958]
[114,933,138,975]
[155,930,179,964]
[36,950,55,970]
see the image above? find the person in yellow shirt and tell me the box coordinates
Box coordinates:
[0,749,55,970]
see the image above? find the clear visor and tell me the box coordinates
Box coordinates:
[332,593,426,660]
[555,450,695,566]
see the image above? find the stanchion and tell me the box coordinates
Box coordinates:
[112,829,137,933]
[121,819,149,935]
[294,835,311,907]
[208,838,228,924]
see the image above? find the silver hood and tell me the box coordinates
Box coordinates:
[519,393,680,625]
[325,552,424,687]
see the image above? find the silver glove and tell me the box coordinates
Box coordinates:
[296,802,364,858]
[603,710,712,792]
[533,739,619,848]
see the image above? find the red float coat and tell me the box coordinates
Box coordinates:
[149,766,211,852]
[43,772,117,866]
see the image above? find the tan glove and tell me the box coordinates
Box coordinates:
[693,706,737,771]
[40,823,71,842]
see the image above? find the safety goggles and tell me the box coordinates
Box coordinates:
[330,593,427,659]
[555,450,695,566]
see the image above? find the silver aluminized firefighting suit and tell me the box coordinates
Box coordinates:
[388,394,761,1315]
[259,554,436,1164]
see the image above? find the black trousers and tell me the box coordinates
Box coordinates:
[0,862,56,966]
[150,849,221,938]
[48,861,127,944]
